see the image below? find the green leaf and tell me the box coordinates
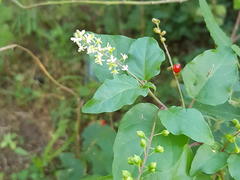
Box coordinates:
[56,153,86,180]
[90,35,165,82]
[158,107,214,145]
[190,144,228,176]
[127,37,165,80]
[227,154,240,180]
[232,44,240,57]
[82,123,116,175]
[144,145,193,180]
[194,102,240,121]
[112,103,189,180]
[0,24,14,46]
[91,35,135,82]
[82,75,148,113]
[234,0,240,10]
[199,0,232,47]
[182,47,239,105]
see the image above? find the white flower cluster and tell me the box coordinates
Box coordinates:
[71,30,129,74]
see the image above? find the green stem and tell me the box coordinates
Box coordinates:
[126,70,167,109]
[137,122,156,180]
[162,42,186,108]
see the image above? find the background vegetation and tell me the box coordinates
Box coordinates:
[0,0,238,179]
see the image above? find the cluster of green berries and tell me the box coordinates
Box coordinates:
[122,129,170,179]
[225,119,240,153]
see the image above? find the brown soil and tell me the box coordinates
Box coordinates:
[0,109,52,176]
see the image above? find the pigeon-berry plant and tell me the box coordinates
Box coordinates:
[72,0,240,179]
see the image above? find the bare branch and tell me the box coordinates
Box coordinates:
[11,0,190,9]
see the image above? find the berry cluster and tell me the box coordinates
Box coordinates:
[122,129,170,179]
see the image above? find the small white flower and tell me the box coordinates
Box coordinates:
[87,45,95,54]
[74,30,85,40]
[107,55,117,63]
[111,69,119,74]
[122,65,128,71]
[121,53,128,61]
[70,37,80,43]
[106,43,115,52]
[95,37,102,44]
[85,33,94,43]
[94,53,104,65]
[78,45,86,52]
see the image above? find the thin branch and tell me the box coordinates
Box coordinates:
[188,99,195,108]
[11,0,189,9]
[137,122,156,180]
[127,70,167,109]
[189,142,203,148]
[162,42,186,108]
[0,44,83,155]
[231,11,240,43]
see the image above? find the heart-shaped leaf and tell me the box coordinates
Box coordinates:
[182,47,238,105]
[190,144,228,176]
[127,37,165,80]
[199,0,232,47]
[82,75,148,113]
[227,154,240,180]
[158,107,214,145]
[112,103,189,180]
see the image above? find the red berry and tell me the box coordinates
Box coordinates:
[100,120,107,126]
[173,64,182,73]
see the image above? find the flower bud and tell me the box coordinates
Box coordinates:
[160,37,166,42]
[236,124,240,130]
[232,119,239,126]
[161,130,170,136]
[153,27,161,34]
[152,18,160,25]
[232,119,240,129]
[122,170,133,180]
[140,138,147,148]
[234,146,240,153]
[155,145,164,153]
[148,162,157,172]
[161,30,167,36]
[136,131,146,138]
[127,156,135,165]
[133,155,142,165]
[225,134,236,143]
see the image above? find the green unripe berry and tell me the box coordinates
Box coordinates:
[122,170,133,180]
[148,162,157,173]
[225,134,236,143]
[161,130,170,136]
[155,145,164,153]
[127,157,135,165]
[234,147,240,154]
[236,124,240,130]
[136,131,146,138]
[232,119,239,126]
[140,138,147,148]
[133,155,142,165]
